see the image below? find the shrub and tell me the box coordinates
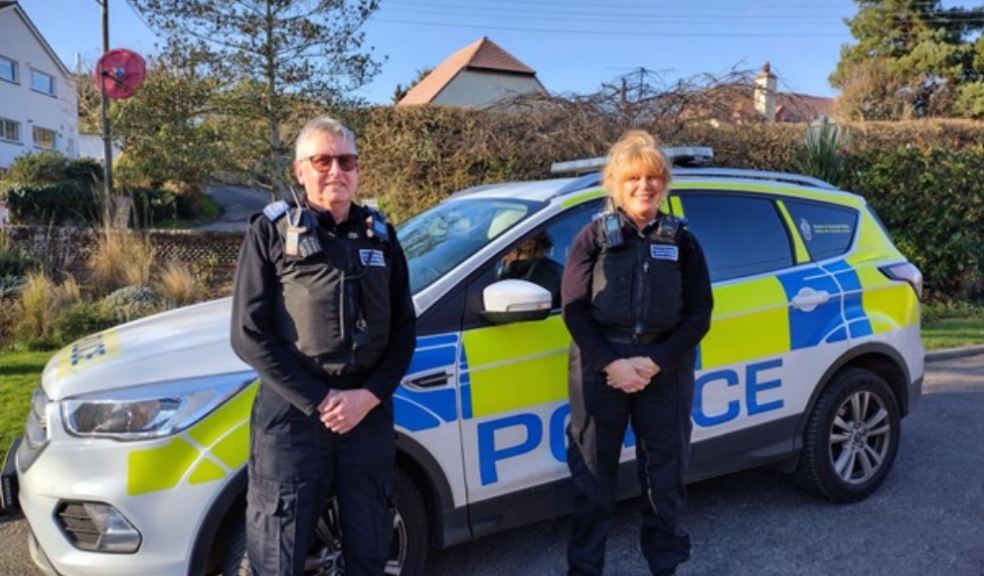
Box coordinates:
[15,272,80,349]
[841,146,984,301]
[161,181,202,220]
[1,150,69,187]
[157,261,202,306]
[64,157,105,185]
[100,285,165,324]
[4,181,177,227]
[128,187,179,226]
[3,181,101,225]
[0,299,17,350]
[88,231,155,294]
[0,231,36,277]
[792,120,850,187]
[56,300,116,343]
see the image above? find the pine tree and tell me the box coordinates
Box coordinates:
[831,0,984,119]
[128,0,383,188]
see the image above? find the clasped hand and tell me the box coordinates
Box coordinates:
[317,388,380,434]
[604,357,661,393]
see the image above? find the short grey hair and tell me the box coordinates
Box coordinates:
[294,116,357,160]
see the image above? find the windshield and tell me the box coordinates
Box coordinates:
[397,198,539,293]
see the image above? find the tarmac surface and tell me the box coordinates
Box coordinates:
[1,352,982,576]
[197,185,271,232]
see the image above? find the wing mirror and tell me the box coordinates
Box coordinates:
[480,280,552,324]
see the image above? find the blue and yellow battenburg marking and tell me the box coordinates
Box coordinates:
[393,334,460,431]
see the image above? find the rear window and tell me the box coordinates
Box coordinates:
[783,200,858,261]
[680,194,794,282]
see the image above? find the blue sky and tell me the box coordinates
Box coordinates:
[11,0,951,104]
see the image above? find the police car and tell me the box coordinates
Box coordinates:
[3,149,924,576]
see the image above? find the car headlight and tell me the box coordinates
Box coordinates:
[61,372,255,440]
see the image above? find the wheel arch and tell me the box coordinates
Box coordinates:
[188,467,248,576]
[394,431,471,550]
[794,343,912,452]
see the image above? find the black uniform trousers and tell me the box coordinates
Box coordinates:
[246,385,394,576]
[567,342,695,576]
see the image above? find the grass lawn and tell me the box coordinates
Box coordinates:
[922,314,984,351]
[0,350,51,457]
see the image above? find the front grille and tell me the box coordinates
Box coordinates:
[56,503,101,549]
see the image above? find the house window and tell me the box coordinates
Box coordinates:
[0,118,20,143]
[0,56,16,83]
[33,126,56,149]
[30,69,55,95]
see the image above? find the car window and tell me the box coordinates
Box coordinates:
[397,198,538,293]
[783,199,858,261]
[494,200,601,308]
[680,194,794,282]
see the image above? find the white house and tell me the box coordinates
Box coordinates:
[397,37,547,108]
[0,1,79,172]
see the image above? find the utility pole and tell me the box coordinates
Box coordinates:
[98,0,114,199]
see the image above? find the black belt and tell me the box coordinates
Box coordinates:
[604,331,665,345]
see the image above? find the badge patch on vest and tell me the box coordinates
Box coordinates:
[359,249,386,267]
[650,245,679,261]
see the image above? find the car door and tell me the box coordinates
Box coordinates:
[457,200,601,504]
[672,189,852,476]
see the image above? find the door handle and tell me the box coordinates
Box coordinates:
[406,370,449,389]
[791,287,830,312]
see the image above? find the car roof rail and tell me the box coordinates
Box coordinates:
[673,167,838,190]
[550,146,714,176]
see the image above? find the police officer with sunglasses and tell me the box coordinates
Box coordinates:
[231,116,416,576]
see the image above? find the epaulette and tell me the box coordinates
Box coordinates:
[263,200,290,222]
[364,206,391,242]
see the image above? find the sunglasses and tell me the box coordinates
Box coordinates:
[300,153,359,172]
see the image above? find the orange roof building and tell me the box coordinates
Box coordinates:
[397,37,547,108]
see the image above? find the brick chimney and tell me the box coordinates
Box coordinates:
[755,62,778,122]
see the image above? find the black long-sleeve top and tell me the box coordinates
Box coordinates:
[230,203,417,416]
[561,215,713,374]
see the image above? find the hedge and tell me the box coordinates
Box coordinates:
[841,146,984,300]
[4,182,177,227]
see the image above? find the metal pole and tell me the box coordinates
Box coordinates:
[99,0,113,200]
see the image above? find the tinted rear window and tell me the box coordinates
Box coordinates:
[680,194,794,282]
[784,200,858,261]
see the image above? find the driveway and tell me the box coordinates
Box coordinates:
[2,353,982,575]
[198,185,272,232]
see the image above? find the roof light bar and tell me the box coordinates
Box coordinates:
[550,146,714,175]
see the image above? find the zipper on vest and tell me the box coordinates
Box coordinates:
[633,237,648,341]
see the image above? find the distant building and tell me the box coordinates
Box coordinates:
[755,62,834,123]
[0,1,79,172]
[681,63,834,126]
[397,37,547,108]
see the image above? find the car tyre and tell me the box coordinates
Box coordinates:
[219,469,429,576]
[794,368,901,503]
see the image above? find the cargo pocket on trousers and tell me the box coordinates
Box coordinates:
[246,475,300,574]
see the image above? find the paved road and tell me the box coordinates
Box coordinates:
[198,185,271,232]
[2,354,982,575]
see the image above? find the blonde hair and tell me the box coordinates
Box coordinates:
[602,130,672,210]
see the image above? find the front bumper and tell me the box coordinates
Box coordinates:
[16,432,235,576]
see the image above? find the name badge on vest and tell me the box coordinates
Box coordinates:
[650,244,679,261]
[285,225,307,257]
[359,249,386,267]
